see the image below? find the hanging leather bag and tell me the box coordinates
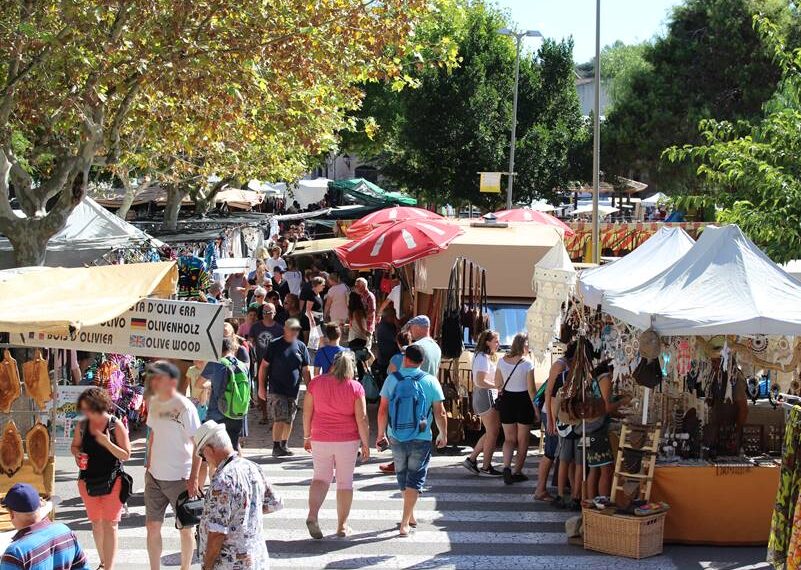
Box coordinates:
[441,262,465,359]
[472,270,490,342]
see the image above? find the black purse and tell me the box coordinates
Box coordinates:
[493,359,523,410]
[441,261,464,359]
[81,417,127,498]
[176,489,205,528]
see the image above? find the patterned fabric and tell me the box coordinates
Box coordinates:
[786,496,801,570]
[205,242,219,272]
[177,255,210,300]
[199,455,283,569]
[768,406,801,569]
[359,289,377,333]
[0,519,89,570]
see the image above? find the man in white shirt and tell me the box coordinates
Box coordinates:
[324,272,350,324]
[144,361,202,570]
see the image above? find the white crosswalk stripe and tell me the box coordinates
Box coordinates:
[63,452,693,569]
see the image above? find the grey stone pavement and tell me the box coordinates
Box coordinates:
[53,398,772,569]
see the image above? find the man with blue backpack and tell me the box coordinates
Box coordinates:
[376,344,447,537]
[201,338,251,451]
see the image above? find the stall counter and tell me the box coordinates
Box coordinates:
[651,464,779,545]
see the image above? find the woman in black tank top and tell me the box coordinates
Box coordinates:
[71,387,131,570]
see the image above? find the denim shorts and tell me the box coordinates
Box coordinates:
[390,439,432,492]
[541,413,559,460]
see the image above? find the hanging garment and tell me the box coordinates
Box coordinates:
[177,255,211,300]
[768,406,801,569]
[204,241,219,272]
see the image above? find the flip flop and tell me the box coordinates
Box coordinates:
[397,521,418,528]
[306,519,323,540]
[533,492,553,502]
[336,525,353,538]
[398,526,411,538]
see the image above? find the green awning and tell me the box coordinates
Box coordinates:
[328,178,416,207]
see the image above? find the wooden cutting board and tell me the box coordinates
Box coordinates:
[0,351,20,414]
[21,350,52,411]
[25,423,49,475]
[0,422,23,478]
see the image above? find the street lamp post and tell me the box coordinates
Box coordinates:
[498,28,542,210]
[591,0,602,264]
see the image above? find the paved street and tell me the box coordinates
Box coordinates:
[53,404,770,570]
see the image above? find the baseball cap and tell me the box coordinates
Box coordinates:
[285,318,302,330]
[273,266,284,274]
[146,360,180,380]
[407,315,431,328]
[404,344,425,364]
[1,483,41,513]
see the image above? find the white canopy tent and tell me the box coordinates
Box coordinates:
[642,192,668,205]
[292,177,331,209]
[578,226,695,307]
[570,204,619,217]
[0,197,157,269]
[603,225,801,336]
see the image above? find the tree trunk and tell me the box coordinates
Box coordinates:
[5,225,50,267]
[163,187,185,230]
[116,171,140,220]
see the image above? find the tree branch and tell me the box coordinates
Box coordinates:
[0,148,17,221]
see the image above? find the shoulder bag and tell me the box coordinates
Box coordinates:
[82,417,128,498]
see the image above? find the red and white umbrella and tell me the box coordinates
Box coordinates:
[335,219,463,270]
[346,206,443,238]
[493,207,575,236]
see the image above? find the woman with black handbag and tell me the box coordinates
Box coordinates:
[494,333,536,485]
[72,387,131,570]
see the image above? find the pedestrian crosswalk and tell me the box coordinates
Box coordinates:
[53,446,762,570]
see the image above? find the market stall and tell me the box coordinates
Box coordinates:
[572,224,801,548]
[0,261,224,530]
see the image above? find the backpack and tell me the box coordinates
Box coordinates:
[219,357,251,420]
[388,371,430,442]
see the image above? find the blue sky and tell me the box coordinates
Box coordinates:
[495,0,682,63]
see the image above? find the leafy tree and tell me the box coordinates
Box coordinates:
[1,1,434,264]
[665,10,801,263]
[344,1,585,209]
[602,0,794,193]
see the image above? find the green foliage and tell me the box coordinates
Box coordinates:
[344,0,586,209]
[664,10,801,263]
[598,41,652,107]
[602,0,794,192]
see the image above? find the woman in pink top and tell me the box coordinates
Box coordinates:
[303,350,369,538]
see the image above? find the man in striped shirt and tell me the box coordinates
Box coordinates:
[0,484,88,570]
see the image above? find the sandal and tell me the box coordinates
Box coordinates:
[306,519,323,540]
[533,492,553,502]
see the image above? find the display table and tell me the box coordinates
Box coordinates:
[651,464,779,545]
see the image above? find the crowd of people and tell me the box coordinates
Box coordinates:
[0,228,628,570]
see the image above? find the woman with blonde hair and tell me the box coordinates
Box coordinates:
[463,330,503,477]
[494,332,536,485]
[303,351,370,538]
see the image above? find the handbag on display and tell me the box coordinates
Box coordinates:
[559,338,606,422]
[472,270,490,342]
[441,262,465,359]
[633,356,663,389]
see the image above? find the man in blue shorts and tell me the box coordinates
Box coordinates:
[377,345,447,537]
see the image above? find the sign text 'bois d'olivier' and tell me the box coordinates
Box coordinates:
[17,299,224,361]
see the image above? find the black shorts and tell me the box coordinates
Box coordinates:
[498,390,536,425]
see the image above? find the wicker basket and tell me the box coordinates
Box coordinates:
[583,508,666,559]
